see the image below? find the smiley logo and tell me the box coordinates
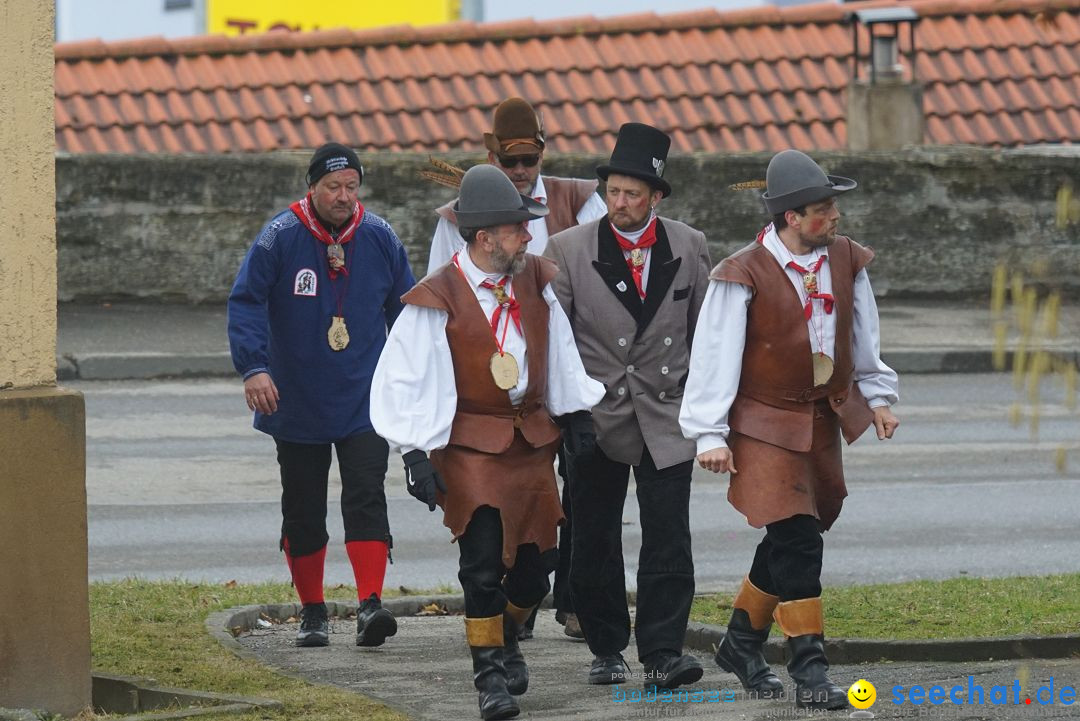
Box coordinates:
[848,679,877,709]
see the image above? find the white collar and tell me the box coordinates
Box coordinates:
[612,211,657,244]
[531,175,547,203]
[762,224,828,269]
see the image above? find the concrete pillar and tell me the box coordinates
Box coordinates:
[0,0,91,715]
[847,79,924,151]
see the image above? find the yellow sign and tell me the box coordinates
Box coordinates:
[208,0,459,35]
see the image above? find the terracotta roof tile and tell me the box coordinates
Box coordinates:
[54,0,1080,154]
[740,125,768,152]
[1019,76,1054,109]
[1044,75,1073,107]
[1042,108,1071,140]
[975,79,1007,114]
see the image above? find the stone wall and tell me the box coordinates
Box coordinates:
[55,147,1080,303]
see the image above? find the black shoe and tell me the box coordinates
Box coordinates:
[355,593,397,647]
[502,613,529,695]
[588,653,632,685]
[786,634,848,710]
[295,602,329,647]
[470,646,520,720]
[642,650,704,690]
[714,609,785,698]
[515,625,533,641]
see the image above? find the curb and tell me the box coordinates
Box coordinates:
[56,348,1080,381]
[58,350,1035,381]
[209,595,1080,665]
[685,621,1080,664]
[58,352,233,381]
[206,594,474,662]
[0,674,282,721]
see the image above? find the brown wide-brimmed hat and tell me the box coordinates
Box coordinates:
[482,97,545,156]
[453,165,549,228]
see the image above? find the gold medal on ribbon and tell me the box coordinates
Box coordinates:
[492,285,510,305]
[327,242,345,271]
[629,248,645,268]
[812,352,834,386]
[328,316,350,351]
[489,352,520,390]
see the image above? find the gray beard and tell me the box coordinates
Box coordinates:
[491,245,526,275]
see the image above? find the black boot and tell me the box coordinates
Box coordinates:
[715,609,784,698]
[470,646,520,720]
[502,613,529,695]
[786,635,848,710]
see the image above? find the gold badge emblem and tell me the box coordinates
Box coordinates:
[489,352,520,390]
[328,316,350,351]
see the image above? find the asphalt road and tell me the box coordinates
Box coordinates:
[77,373,1080,591]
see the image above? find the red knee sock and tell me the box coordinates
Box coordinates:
[345,540,388,601]
[283,539,326,606]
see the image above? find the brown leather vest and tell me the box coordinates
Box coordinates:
[711,235,876,452]
[401,253,561,453]
[435,176,598,236]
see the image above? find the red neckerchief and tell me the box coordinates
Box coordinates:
[478,276,522,335]
[786,255,835,319]
[610,216,659,299]
[289,194,364,280]
[451,254,522,356]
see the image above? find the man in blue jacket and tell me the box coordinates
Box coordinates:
[228,142,415,648]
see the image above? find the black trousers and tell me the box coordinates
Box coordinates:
[747,514,824,602]
[458,505,554,619]
[569,445,695,661]
[523,448,574,630]
[275,430,390,557]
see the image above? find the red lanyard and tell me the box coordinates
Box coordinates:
[786,256,834,320]
[611,217,659,299]
[452,254,520,356]
[786,254,831,353]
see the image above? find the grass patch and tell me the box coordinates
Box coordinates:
[91,579,410,721]
[691,574,1080,640]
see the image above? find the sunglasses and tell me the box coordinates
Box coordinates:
[497,154,541,168]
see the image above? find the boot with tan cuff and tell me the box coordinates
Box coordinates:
[465,616,520,720]
[773,598,848,710]
[714,577,784,698]
[502,602,533,695]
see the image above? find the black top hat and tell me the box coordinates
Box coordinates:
[596,123,672,198]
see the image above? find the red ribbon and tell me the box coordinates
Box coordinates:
[478,276,522,335]
[786,256,834,319]
[611,216,659,299]
[289,194,364,280]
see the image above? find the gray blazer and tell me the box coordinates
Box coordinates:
[544,216,711,469]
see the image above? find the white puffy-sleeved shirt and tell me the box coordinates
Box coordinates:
[679,225,899,455]
[426,175,608,275]
[372,245,605,455]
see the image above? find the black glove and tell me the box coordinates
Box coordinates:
[403,450,446,512]
[558,411,597,460]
